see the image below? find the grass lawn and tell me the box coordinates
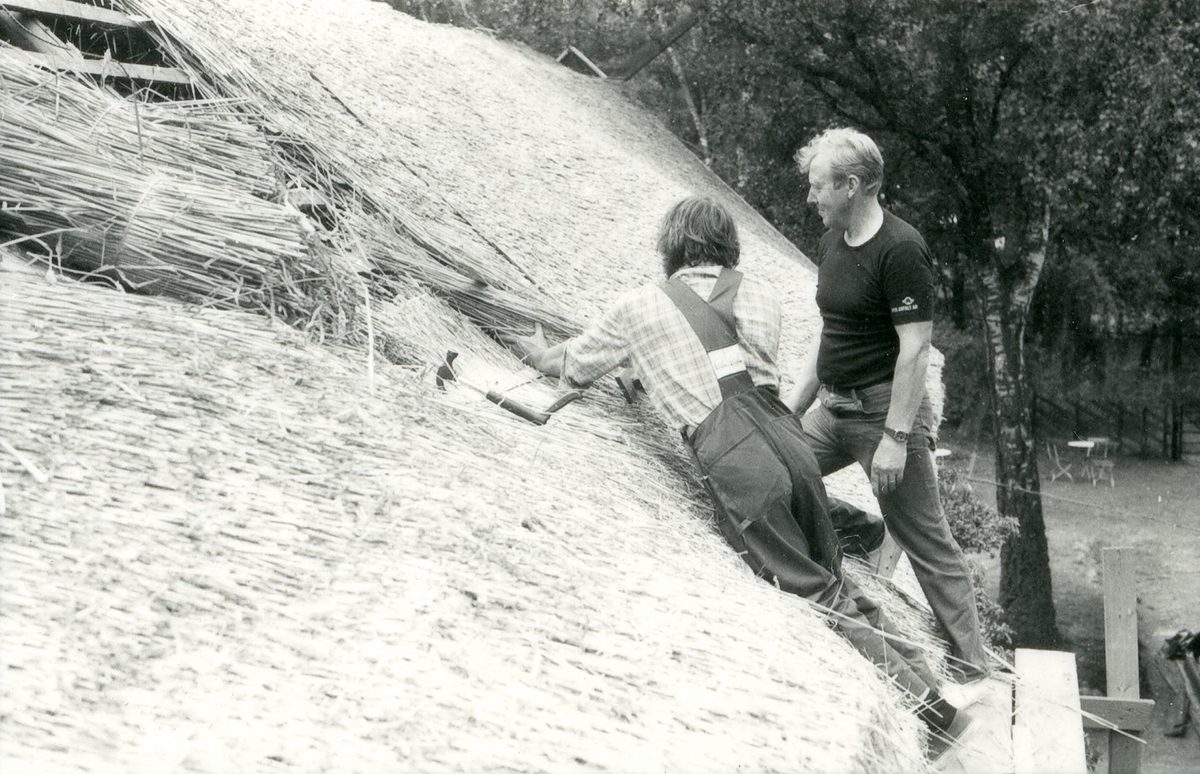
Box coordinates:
[938,429,1200,772]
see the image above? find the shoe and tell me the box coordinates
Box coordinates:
[946,662,993,684]
[940,676,993,709]
[926,704,975,760]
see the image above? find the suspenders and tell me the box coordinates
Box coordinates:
[659,268,757,400]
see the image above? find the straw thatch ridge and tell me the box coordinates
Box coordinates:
[1,0,951,770]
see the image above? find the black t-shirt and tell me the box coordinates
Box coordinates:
[814,210,934,389]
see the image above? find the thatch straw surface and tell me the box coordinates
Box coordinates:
[2,0,950,769]
[1,257,932,772]
[114,0,947,499]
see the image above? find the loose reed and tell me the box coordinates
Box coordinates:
[0,55,340,328]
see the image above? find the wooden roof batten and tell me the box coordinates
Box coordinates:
[0,0,190,84]
[556,9,700,81]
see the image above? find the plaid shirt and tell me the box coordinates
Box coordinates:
[561,266,782,431]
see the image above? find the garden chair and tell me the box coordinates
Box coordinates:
[1089,457,1116,487]
[1046,442,1073,483]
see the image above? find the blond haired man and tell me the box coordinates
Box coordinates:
[789,128,991,682]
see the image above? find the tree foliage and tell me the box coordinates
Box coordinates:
[387,0,1200,644]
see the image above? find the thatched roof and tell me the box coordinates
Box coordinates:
[1,0,948,770]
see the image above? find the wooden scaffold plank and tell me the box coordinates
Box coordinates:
[1080,695,1154,732]
[1013,648,1087,774]
[1102,546,1150,774]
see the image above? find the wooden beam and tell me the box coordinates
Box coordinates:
[0,0,137,28]
[1014,648,1088,774]
[1103,546,1147,774]
[1080,696,1155,732]
[872,529,903,578]
[608,9,700,81]
[1103,548,1140,697]
[555,46,606,78]
[0,8,82,57]
[1,47,191,84]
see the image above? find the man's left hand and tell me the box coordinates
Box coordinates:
[871,436,907,496]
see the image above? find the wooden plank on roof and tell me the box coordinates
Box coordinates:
[1,47,191,84]
[1079,696,1155,731]
[1013,648,1087,774]
[555,46,606,78]
[0,0,137,28]
[0,8,83,57]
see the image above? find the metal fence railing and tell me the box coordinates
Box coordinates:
[1032,394,1200,459]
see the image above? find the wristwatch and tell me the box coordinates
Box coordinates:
[882,426,910,443]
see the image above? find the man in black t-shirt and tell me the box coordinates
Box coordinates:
[786,127,991,684]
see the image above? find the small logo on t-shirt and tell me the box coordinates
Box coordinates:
[892,296,919,313]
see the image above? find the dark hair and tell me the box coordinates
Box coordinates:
[657,197,741,277]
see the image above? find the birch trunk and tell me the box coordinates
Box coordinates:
[666,47,710,166]
[984,204,1062,647]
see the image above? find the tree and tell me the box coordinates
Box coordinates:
[694,0,1200,642]
[384,0,1200,644]
[1028,1,1200,418]
[691,0,1063,645]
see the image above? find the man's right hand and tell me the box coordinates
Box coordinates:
[871,435,907,496]
[500,322,565,378]
[500,322,549,363]
[784,324,822,414]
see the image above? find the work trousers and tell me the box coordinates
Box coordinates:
[800,381,989,680]
[687,387,940,698]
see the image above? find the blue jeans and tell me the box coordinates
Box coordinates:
[800,381,990,679]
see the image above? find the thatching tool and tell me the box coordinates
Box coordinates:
[614,367,644,404]
[435,351,580,425]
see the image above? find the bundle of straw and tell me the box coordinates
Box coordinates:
[117,1,581,341]
[343,209,579,339]
[0,54,322,319]
[0,54,276,194]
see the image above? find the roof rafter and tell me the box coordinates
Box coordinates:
[2,46,191,83]
[1,0,138,28]
[1,0,192,85]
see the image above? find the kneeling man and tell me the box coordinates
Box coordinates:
[505,196,969,745]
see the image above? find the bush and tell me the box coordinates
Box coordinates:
[939,467,1018,554]
[939,466,1018,648]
